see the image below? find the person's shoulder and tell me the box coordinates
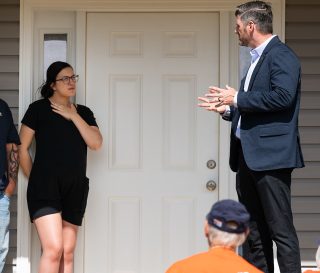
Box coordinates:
[27,98,47,107]
[267,37,300,64]
[27,98,48,110]
[0,98,9,108]
[233,254,263,273]
[0,99,12,115]
[30,98,47,106]
[76,104,92,112]
[165,252,208,273]
[76,104,95,116]
[271,36,297,54]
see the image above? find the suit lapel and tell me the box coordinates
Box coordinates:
[247,54,266,91]
[247,36,280,91]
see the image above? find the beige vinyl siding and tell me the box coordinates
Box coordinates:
[0,0,19,272]
[286,0,320,266]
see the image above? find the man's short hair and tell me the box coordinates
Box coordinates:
[207,226,247,248]
[235,1,273,34]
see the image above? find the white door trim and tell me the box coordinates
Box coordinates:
[18,1,285,272]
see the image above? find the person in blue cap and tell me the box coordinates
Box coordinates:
[166,199,262,273]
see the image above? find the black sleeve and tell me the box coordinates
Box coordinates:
[3,102,20,145]
[21,102,38,131]
[78,105,98,127]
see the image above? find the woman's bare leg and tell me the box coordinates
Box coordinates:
[58,220,78,273]
[34,213,63,273]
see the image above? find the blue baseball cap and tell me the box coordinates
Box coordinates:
[206,199,250,234]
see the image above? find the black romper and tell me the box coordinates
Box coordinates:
[21,98,98,226]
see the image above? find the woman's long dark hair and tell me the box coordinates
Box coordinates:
[40,61,73,98]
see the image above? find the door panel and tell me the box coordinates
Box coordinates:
[85,12,220,273]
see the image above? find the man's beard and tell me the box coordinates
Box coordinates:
[238,35,249,47]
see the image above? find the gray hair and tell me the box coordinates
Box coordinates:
[235,1,273,34]
[207,226,247,248]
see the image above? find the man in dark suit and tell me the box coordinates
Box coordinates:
[198,1,304,273]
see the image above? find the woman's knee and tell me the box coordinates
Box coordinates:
[42,242,63,262]
[62,245,76,264]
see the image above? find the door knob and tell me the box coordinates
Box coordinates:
[206,180,217,191]
[206,160,216,169]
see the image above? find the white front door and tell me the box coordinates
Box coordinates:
[85,12,220,273]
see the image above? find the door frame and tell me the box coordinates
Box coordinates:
[18,1,285,272]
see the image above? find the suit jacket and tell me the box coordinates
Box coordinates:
[225,36,304,172]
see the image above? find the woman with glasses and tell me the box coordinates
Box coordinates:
[19,61,103,273]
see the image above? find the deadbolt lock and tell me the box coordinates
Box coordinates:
[207,160,216,169]
[206,180,217,191]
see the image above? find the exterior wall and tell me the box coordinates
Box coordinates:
[286,0,320,267]
[0,0,19,272]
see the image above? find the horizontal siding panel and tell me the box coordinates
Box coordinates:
[0,56,19,72]
[2,264,16,273]
[0,5,19,22]
[0,90,19,107]
[292,179,320,196]
[286,6,320,22]
[292,197,320,213]
[9,194,17,211]
[0,38,19,55]
[286,40,320,57]
[287,1,320,268]
[299,110,320,126]
[287,0,320,4]
[300,92,320,110]
[301,249,317,265]
[9,231,16,247]
[10,107,18,124]
[293,163,320,179]
[9,213,17,229]
[0,73,19,90]
[0,23,19,38]
[301,57,320,74]
[1,2,19,272]
[297,231,319,248]
[299,127,320,144]
[286,23,320,39]
[300,144,320,161]
[0,0,19,4]
[5,247,16,264]
[294,214,320,231]
[301,74,320,92]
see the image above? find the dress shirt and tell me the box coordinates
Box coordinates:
[235,35,276,138]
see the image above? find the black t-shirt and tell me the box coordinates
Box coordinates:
[21,99,98,177]
[0,99,20,190]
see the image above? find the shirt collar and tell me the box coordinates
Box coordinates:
[250,34,277,63]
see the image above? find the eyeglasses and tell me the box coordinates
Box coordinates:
[55,75,79,84]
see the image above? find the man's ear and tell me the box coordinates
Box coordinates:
[204,220,210,238]
[245,227,250,237]
[247,20,255,32]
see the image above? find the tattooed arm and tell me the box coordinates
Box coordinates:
[4,143,19,197]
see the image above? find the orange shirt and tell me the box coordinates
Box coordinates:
[166,247,263,273]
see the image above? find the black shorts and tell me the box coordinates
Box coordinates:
[27,172,89,226]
